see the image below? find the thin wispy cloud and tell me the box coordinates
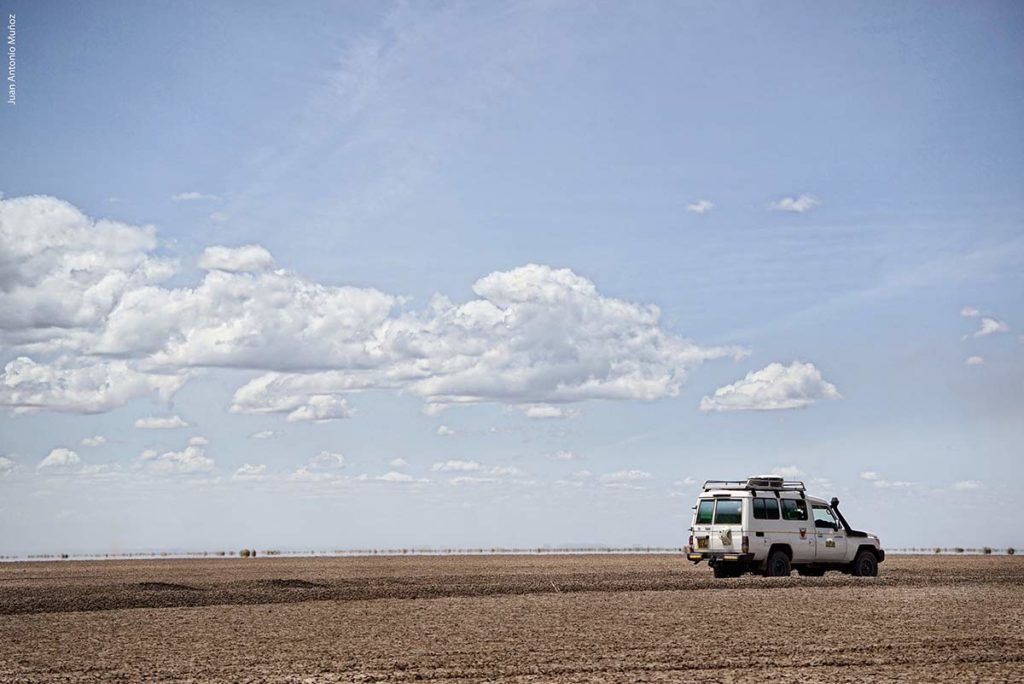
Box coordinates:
[686,199,714,215]
[973,317,1008,338]
[172,191,221,202]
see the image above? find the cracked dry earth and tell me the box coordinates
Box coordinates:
[0,554,1021,682]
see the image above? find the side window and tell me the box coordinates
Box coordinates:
[752,498,765,519]
[781,498,808,521]
[813,506,838,529]
[714,499,742,524]
[764,498,780,520]
[696,500,714,524]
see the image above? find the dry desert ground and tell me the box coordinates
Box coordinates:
[1,553,1022,682]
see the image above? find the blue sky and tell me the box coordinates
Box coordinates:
[1,1,1022,554]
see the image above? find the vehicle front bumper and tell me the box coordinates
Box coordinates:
[686,552,755,564]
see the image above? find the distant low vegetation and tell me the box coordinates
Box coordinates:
[3,546,1020,562]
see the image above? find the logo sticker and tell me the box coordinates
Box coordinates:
[799,527,807,539]
[825,539,836,548]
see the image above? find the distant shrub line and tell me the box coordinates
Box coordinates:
[2,546,1018,561]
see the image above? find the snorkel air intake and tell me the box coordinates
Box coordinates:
[830,497,868,538]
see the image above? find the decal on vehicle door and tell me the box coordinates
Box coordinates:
[825,539,836,548]
[719,529,732,545]
[799,527,807,539]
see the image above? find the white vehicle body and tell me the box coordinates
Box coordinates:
[686,476,885,577]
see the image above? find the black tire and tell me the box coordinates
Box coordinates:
[797,568,825,577]
[766,550,792,577]
[852,550,878,577]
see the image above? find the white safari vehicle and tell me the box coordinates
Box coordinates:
[686,476,885,578]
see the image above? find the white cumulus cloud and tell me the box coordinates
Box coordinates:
[700,361,840,412]
[770,194,819,213]
[145,444,214,474]
[599,469,652,484]
[0,357,188,415]
[234,463,266,479]
[431,459,480,472]
[965,356,984,366]
[196,245,274,273]
[374,471,415,483]
[0,195,175,346]
[771,465,804,478]
[309,451,345,469]
[227,264,744,419]
[39,448,80,469]
[2,197,746,419]
[436,425,456,436]
[953,480,983,491]
[134,415,189,429]
[284,395,354,423]
[514,404,580,419]
[79,435,107,447]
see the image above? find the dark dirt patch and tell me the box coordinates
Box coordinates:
[265,579,325,589]
[136,582,198,591]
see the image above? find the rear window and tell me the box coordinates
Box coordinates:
[714,499,742,525]
[695,500,714,524]
[752,497,780,520]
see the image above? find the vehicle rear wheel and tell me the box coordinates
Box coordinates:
[852,550,878,577]
[797,568,825,577]
[765,550,791,577]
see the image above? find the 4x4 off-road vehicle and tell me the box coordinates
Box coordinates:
[686,476,884,578]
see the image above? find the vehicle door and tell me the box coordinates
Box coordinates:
[812,504,847,562]
[780,497,815,562]
[708,497,743,554]
[750,496,781,559]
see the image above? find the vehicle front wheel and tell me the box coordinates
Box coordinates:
[852,550,879,577]
[765,550,792,577]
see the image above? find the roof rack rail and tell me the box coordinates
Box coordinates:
[702,477,806,493]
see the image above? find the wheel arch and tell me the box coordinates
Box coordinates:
[856,544,881,559]
[767,543,793,560]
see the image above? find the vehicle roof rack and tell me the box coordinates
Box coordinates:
[702,476,806,493]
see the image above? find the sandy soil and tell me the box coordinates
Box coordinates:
[0,554,1021,682]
